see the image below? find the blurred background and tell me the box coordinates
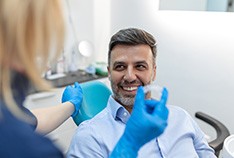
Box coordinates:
[60,0,234,134]
[26,0,234,153]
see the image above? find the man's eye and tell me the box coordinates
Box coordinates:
[136,65,146,70]
[114,65,125,71]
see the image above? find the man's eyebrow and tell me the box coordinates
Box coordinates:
[113,61,125,66]
[135,61,148,65]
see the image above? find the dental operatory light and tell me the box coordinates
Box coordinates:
[65,0,93,71]
[78,41,93,57]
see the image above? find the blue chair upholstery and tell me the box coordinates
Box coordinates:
[73,80,112,126]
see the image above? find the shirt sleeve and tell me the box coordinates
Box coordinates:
[188,114,217,158]
[66,124,105,158]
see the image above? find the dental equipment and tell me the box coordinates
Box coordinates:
[143,81,163,100]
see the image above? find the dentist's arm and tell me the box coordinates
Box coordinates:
[32,82,82,134]
[110,86,169,158]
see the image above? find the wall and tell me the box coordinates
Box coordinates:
[63,0,234,135]
[62,0,110,69]
[109,0,234,135]
[61,0,95,71]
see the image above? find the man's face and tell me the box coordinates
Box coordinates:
[107,44,156,111]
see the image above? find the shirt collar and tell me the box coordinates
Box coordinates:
[107,96,130,124]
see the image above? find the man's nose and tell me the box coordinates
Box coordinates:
[123,68,137,82]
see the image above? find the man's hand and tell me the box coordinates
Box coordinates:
[61,82,83,117]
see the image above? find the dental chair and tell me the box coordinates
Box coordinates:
[195,112,230,157]
[73,80,230,157]
[72,80,112,126]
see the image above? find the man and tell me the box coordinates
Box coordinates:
[67,28,216,157]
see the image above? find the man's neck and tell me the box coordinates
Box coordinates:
[123,105,132,113]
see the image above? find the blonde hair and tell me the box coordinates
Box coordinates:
[0,0,64,119]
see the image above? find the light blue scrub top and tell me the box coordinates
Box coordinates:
[67,96,216,158]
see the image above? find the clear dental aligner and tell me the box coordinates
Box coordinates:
[143,81,163,100]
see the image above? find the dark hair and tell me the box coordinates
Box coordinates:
[108,28,157,66]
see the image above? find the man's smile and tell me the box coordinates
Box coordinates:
[122,86,138,91]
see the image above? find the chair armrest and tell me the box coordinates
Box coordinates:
[195,111,230,156]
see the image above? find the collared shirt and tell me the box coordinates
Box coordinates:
[67,96,216,158]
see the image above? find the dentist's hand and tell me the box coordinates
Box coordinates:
[62,82,83,117]
[110,86,169,158]
[125,86,168,149]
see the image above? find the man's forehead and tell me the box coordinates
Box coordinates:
[110,49,153,66]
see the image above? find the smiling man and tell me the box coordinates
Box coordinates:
[108,44,156,112]
[67,28,216,158]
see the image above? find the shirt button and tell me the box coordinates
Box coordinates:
[123,112,128,117]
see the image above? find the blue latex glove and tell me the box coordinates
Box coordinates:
[61,82,83,117]
[110,86,169,158]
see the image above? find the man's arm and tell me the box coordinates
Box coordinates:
[189,114,216,158]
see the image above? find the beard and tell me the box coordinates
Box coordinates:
[110,78,154,109]
[114,92,135,108]
[110,79,139,109]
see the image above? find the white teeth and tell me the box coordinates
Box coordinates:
[123,87,137,91]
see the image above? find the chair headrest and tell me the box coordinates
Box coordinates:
[73,80,112,126]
